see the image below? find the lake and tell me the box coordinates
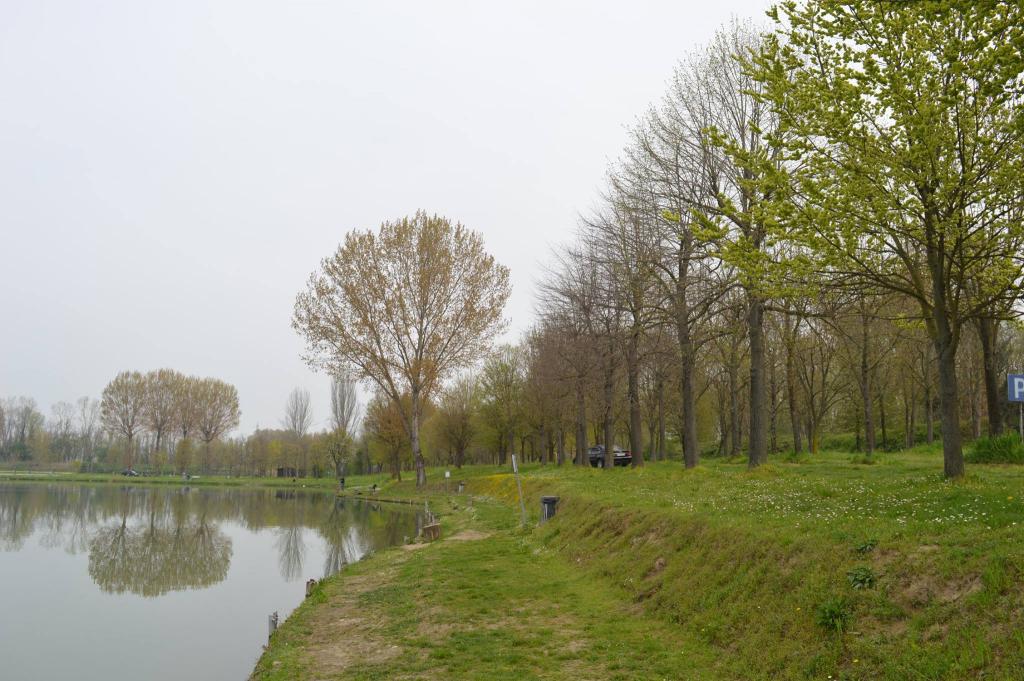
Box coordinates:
[0,482,423,681]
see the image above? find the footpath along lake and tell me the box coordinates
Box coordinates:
[0,482,423,681]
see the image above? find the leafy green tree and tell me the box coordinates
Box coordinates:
[757,0,1024,477]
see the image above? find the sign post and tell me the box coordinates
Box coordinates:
[1007,375,1024,438]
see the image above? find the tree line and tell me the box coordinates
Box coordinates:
[0,369,240,473]
[360,3,1024,478]
[510,5,1024,478]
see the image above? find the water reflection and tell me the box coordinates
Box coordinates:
[0,483,420,597]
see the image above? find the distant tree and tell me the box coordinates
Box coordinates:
[329,375,360,435]
[174,437,193,473]
[435,374,479,468]
[283,387,313,439]
[293,211,511,486]
[364,391,411,481]
[479,345,526,466]
[49,401,76,461]
[320,430,353,479]
[173,375,201,441]
[193,378,241,471]
[144,369,181,456]
[76,397,101,462]
[101,372,148,469]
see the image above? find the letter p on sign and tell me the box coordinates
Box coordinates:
[1009,375,1024,402]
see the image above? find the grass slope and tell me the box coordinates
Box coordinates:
[252,497,720,680]
[258,447,1024,680]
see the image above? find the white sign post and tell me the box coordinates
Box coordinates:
[1007,374,1024,438]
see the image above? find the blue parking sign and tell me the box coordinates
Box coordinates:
[1009,375,1024,402]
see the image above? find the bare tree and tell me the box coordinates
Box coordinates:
[329,376,360,436]
[100,371,148,469]
[294,211,511,487]
[76,397,101,462]
[324,376,360,479]
[49,401,76,461]
[283,388,313,439]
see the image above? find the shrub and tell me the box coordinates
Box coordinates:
[854,538,877,555]
[847,566,876,590]
[816,596,852,634]
[967,434,1024,464]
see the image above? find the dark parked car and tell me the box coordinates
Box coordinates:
[587,445,632,468]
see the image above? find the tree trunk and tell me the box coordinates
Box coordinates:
[646,406,656,462]
[907,386,917,448]
[575,379,587,466]
[627,331,644,467]
[860,325,875,456]
[747,293,768,467]
[557,428,566,466]
[977,316,1004,436]
[603,340,615,469]
[785,319,802,454]
[878,391,887,449]
[717,384,729,457]
[769,353,778,454]
[925,385,934,444]
[933,321,965,478]
[971,377,982,440]
[677,292,700,469]
[657,378,666,461]
[924,223,964,475]
[729,360,741,458]
[411,401,426,487]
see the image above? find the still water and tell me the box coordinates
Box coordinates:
[0,483,422,681]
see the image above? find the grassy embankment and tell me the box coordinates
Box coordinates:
[251,446,1024,680]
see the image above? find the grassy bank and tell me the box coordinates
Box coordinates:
[0,469,393,490]
[187,450,1024,677]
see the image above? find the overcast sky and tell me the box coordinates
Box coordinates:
[0,0,771,434]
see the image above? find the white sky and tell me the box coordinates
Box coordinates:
[0,0,772,434]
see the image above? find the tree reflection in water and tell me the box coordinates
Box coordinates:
[0,483,422,597]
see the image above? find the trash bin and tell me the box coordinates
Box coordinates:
[457,481,466,494]
[540,496,560,523]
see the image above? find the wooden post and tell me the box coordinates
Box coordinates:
[268,611,279,639]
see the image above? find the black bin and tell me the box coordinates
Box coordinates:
[540,496,560,523]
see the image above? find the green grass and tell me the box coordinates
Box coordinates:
[318,448,1024,679]
[253,496,722,681]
